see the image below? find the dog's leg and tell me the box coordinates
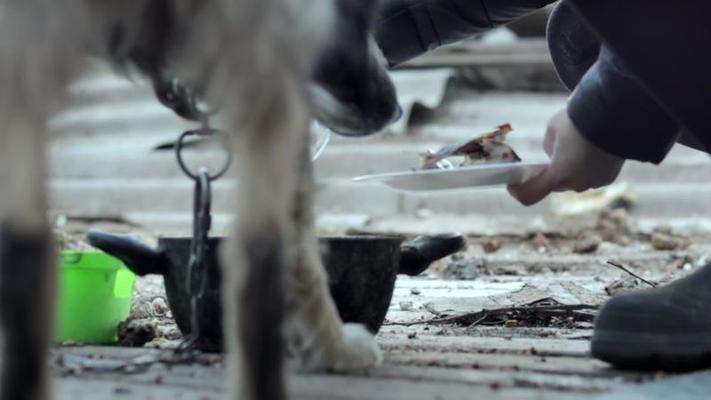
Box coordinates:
[286,143,382,372]
[181,0,359,397]
[220,80,307,400]
[0,67,62,400]
[0,195,54,400]
[204,7,316,397]
[0,5,82,400]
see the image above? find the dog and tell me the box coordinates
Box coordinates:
[0,1,400,400]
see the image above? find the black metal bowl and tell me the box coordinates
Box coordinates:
[87,231,464,351]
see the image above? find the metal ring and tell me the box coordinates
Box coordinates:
[176,129,233,181]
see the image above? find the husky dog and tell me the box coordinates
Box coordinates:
[0,1,400,399]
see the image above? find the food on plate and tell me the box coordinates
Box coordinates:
[421,123,521,170]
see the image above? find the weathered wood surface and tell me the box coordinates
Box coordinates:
[50,339,654,400]
[51,238,710,400]
[400,39,553,69]
[50,272,666,400]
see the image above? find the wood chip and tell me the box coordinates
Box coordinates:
[482,238,502,253]
[531,233,550,253]
[573,233,602,254]
[652,224,673,235]
[651,232,690,251]
[604,277,640,296]
[504,320,519,328]
[118,319,157,347]
[399,301,415,312]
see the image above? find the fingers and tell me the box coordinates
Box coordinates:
[507,166,557,206]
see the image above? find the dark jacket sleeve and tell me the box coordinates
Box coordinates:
[567,46,680,163]
[568,0,711,155]
[375,0,555,66]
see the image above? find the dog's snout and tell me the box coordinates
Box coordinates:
[366,102,402,133]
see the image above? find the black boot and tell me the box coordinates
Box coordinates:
[591,263,711,371]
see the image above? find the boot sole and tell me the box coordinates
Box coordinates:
[592,330,711,371]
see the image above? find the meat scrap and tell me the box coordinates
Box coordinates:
[421,123,521,170]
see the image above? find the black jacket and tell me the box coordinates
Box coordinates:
[375,0,710,163]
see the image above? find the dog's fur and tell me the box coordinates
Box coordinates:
[0,1,399,399]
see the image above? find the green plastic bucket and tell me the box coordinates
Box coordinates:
[55,251,136,344]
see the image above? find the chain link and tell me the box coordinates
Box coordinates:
[170,80,229,352]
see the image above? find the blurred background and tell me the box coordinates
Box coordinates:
[48,6,711,240]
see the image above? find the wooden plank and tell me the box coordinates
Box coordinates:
[393,277,526,293]
[385,351,648,380]
[425,39,551,55]
[54,345,668,400]
[378,334,591,357]
[56,344,600,377]
[399,39,553,70]
[402,53,553,69]
[292,373,579,400]
[56,353,584,400]
[381,324,591,341]
[55,377,220,400]
[58,373,580,400]
[365,365,613,393]
[55,345,161,359]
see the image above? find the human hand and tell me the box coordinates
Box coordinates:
[507,109,625,206]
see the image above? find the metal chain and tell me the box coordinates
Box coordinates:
[178,168,212,351]
[175,123,232,182]
[170,83,230,352]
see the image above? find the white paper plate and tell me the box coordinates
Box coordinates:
[353,162,548,192]
[310,121,332,161]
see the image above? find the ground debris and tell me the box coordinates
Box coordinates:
[118,319,157,347]
[423,302,443,316]
[530,233,551,253]
[55,229,96,251]
[390,298,598,329]
[399,301,415,312]
[131,296,171,320]
[123,276,182,347]
[664,254,694,275]
[604,277,641,296]
[606,261,658,288]
[651,231,691,251]
[441,255,485,280]
[595,208,634,245]
[573,232,602,254]
[482,238,502,253]
[489,265,522,276]
[504,319,519,328]
[53,350,222,377]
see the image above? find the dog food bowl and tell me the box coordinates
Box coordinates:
[55,251,136,344]
[87,231,464,351]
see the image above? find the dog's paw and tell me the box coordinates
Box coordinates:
[300,323,382,373]
[329,323,382,372]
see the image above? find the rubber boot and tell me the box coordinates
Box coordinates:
[591,263,711,371]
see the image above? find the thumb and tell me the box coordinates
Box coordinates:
[507,166,558,206]
[543,129,556,157]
